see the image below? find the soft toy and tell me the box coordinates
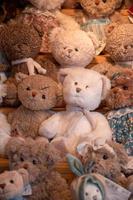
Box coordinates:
[0,112,11,156]
[39,68,112,155]
[27,0,65,11]
[0,168,30,200]
[5,137,72,200]
[50,12,99,68]
[1,21,46,76]
[105,24,133,68]
[8,73,61,139]
[63,0,79,8]
[79,0,123,18]
[105,70,133,156]
[76,141,133,190]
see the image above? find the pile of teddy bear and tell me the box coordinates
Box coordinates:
[0,0,132,199]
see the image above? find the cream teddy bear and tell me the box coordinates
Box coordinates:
[50,12,99,68]
[39,68,112,155]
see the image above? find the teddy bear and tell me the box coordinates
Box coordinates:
[8,73,62,139]
[0,168,30,200]
[75,141,133,191]
[105,23,133,68]
[5,137,73,200]
[105,70,133,156]
[27,0,65,11]
[39,68,112,155]
[0,112,11,156]
[63,0,79,8]
[49,12,99,68]
[0,20,46,76]
[79,0,123,18]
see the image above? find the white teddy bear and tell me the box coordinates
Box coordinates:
[39,68,112,154]
[50,12,99,68]
[0,112,11,155]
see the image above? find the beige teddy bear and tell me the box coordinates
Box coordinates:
[39,68,112,155]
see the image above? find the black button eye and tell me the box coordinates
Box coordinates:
[10,180,14,184]
[42,95,46,99]
[75,48,78,51]
[32,160,37,165]
[102,0,106,2]
[103,154,108,160]
[123,86,128,90]
[75,82,78,85]
[86,85,89,89]
[20,157,24,162]
[85,192,88,196]
[26,87,30,91]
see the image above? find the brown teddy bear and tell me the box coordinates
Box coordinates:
[5,137,72,200]
[8,73,61,138]
[77,141,133,190]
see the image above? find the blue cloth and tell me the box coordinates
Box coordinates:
[107,107,133,156]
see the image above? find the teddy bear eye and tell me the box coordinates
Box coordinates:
[86,85,89,89]
[26,87,31,91]
[75,82,78,85]
[32,159,38,165]
[10,180,14,184]
[103,154,108,160]
[20,157,24,162]
[64,47,67,49]
[75,48,78,52]
[123,86,128,90]
[102,0,107,2]
[42,95,46,99]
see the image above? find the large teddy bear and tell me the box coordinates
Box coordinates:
[39,68,112,155]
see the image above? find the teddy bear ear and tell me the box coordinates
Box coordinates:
[87,31,100,53]
[58,68,73,84]
[101,75,111,100]
[15,72,28,84]
[18,168,29,186]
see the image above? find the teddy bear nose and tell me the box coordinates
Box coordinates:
[76,88,82,93]
[23,163,28,169]
[0,183,6,189]
[32,91,37,97]
[95,0,100,5]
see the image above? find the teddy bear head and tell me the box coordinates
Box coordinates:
[0,168,29,200]
[105,70,133,109]
[50,27,97,68]
[2,21,42,62]
[16,73,61,111]
[106,24,133,62]
[78,141,129,184]
[58,68,111,110]
[79,0,123,18]
[6,137,62,183]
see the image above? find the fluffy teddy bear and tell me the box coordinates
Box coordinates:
[8,73,61,139]
[0,112,11,155]
[0,168,30,200]
[79,0,123,18]
[39,68,112,155]
[0,21,46,76]
[5,137,72,200]
[77,141,133,190]
[27,0,65,11]
[105,24,133,68]
[49,12,99,68]
[105,70,133,156]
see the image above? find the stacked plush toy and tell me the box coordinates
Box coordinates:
[0,0,133,200]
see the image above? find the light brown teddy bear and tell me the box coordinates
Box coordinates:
[8,73,61,138]
[5,137,72,200]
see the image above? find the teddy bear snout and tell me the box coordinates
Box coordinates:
[32,91,37,98]
[0,184,6,190]
[76,87,82,93]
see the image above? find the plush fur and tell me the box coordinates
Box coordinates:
[6,137,72,200]
[0,112,11,155]
[28,0,65,11]
[79,0,123,18]
[78,141,132,189]
[8,73,61,138]
[50,12,98,68]
[39,68,112,155]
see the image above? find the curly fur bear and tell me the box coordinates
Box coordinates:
[5,137,72,200]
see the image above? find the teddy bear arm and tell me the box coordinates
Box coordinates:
[39,113,62,139]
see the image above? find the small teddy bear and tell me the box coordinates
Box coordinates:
[105,24,133,68]
[5,137,72,200]
[39,68,112,155]
[1,21,46,76]
[49,12,99,68]
[79,0,123,18]
[0,168,30,200]
[8,73,61,139]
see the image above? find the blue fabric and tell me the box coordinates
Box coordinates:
[107,107,133,156]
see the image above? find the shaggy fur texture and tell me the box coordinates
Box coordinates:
[8,74,61,138]
[79,141,131,188]
[6,137,72,200]
[28,0,65,11]
[106,24,133,62]
[79,0,123,18]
